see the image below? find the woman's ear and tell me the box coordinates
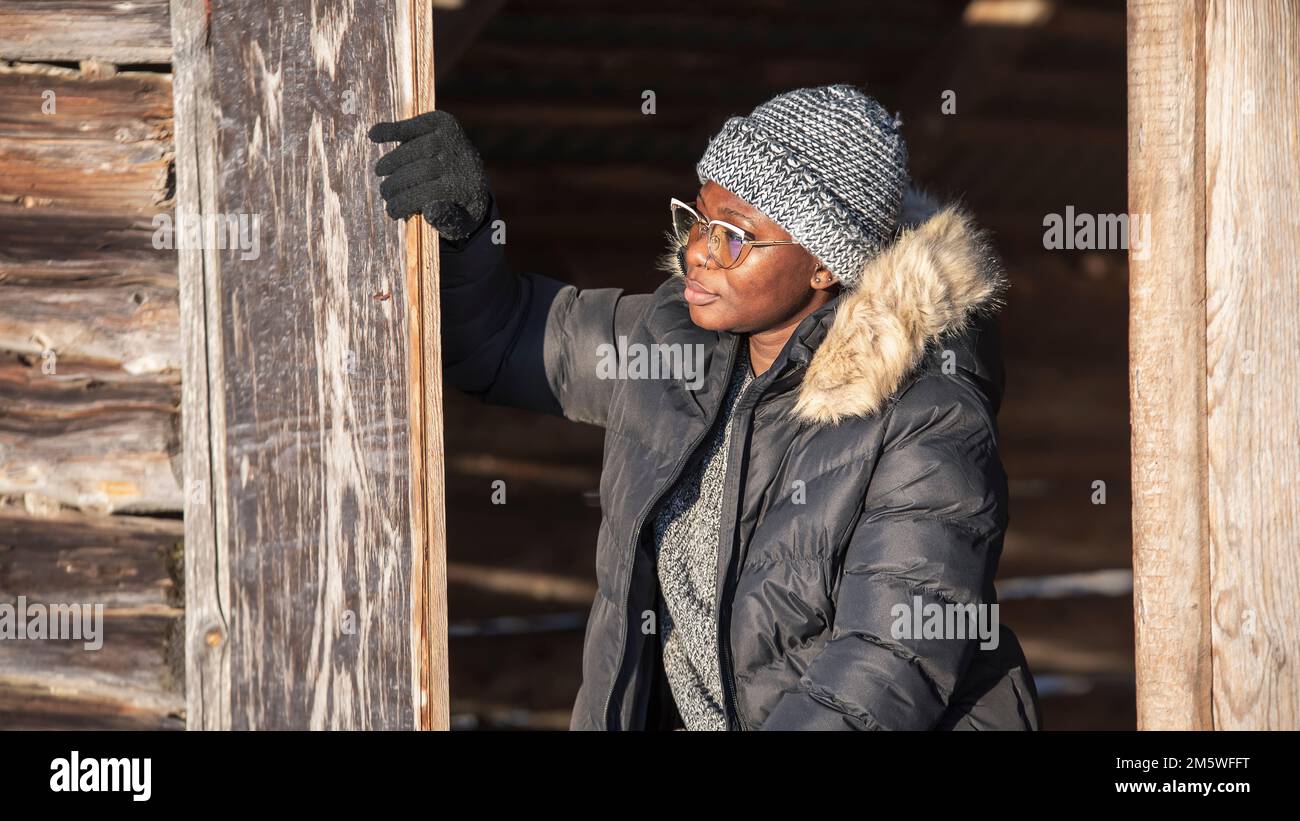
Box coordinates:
[810,266,837,291]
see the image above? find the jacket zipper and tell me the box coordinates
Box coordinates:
[716,359,806,730]
[601,335,741,731]
[715,390,754,730]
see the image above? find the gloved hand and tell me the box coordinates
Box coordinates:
[367,110,491,243]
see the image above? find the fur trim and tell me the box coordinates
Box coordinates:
[791,202,1006,424]
[653,188,1006,426]
[655,227,689,281]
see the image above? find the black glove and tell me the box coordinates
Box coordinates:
[367,110,491,243]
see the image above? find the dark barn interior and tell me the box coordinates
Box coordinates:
[434,0,1133,729]
[0,0,1130,729]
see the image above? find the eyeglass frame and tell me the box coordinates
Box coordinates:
[669,197,801,270]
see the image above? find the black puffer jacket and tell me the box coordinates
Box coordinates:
[440,188,1040,731]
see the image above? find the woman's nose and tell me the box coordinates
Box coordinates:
[684,232,713,269]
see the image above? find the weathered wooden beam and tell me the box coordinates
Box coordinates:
[400,0,452,733]
[1127,0,1213,731]
[1203,0,1300,730]
[0,203,177,287]
[0,507,182,612]
[0,281,179,373]
[0,63,172,213]
[0,405,182,514]
[0,353,180,513]
[0,680,183,730]
[0,508,184,729]
[172,0,446,729]
[0,0,172,64]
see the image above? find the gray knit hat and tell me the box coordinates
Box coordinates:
[695,84,908,290]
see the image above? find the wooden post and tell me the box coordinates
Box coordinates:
[171,0,447,729]
[398,0,451,733]
[1127,0,1213,731]
[1129,0,1300,729]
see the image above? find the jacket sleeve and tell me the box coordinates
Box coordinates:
[438,191,648,427]
[759,371,1008,730]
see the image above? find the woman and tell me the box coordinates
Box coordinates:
[369,84,1040,731]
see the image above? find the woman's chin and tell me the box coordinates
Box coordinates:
[686,302,729,331]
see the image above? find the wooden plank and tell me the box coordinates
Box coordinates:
[172,0,444,729]
[1204,0,1300,730]
[0,63,172,213]
[0,0,172,63]
[400,0,451,732]
[0,63,172,141]
[1127,0,1212,731]
[0,355,177,416]
[170,0,229,730]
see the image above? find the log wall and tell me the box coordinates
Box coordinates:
[0,1,182,728]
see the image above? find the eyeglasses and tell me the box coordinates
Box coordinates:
[670,197,799,269]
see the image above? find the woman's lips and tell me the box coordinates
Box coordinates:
[684,276,720,306]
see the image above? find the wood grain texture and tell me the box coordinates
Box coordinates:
[171,0,231,731]
[1204,0,1300,730]
[0,508,182,613]
[0,508,184,729]
[1126,0,1212,730]
[0,281,179,372]
[0,203,177,287]
[0,352,180,514]
[0,63,173,213]
[174,0,441,729]
[400,0,450,733]
[0,60,181,517]
[0,0,173,63]
[0,408,181,514]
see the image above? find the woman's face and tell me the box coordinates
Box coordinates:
[682,181,837,333]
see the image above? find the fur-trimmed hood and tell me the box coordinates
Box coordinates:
[658,187,1007,425]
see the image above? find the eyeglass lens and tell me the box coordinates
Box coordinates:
[671,202,745,269]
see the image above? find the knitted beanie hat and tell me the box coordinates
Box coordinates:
[695,84,909,290]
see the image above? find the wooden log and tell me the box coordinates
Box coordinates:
[0,405,182,514]
[0,280,179,373]
[0,354,178,416]
[172,0,446,729]
[0,0,173,64]
[0,614,182,720]
[0,63,172,213]
[0,203,177,288]
[1203,0,1300,730]
[1127,0,1213,731]
[0,681,183,730]
[0,508,182,613]
[0,353,181,513]
[0,508,184,729]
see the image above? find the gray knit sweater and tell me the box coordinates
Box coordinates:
[650,342,755,731]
